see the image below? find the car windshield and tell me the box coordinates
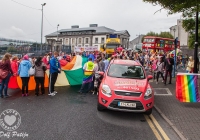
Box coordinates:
[108,64,145,79]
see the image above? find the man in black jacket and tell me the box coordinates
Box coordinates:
[164,54,174,85]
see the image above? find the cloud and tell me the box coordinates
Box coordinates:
[0,26,36,42]
[8,26,26,38]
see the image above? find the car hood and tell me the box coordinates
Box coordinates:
[103,76,148,93]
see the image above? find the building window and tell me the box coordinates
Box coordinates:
[85,45,88,47]
[101,38,105,43]
[95,38,98,43]
[85,38,89,44]
[66,39,68,44]
[79,38,82,44]
[72,38,75,44]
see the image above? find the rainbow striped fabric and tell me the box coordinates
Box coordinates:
[176,73,200,102]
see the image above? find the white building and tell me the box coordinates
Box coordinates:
[45,24,130,52]
[169,19,189,46]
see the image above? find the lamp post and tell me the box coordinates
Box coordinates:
[173,28,176,38]
[57,24,59,41]
[172,28,176,78]
[194,9,199,73]
[41,3,46,52]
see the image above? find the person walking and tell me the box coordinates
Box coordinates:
[0,53,13,98]
[34,57,47,96]
[18,54,32,96]
[156,58,164,84]
[49,51,61,96]
[164,54,174,85]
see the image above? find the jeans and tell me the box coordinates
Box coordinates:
[21,77,30,94]
[164,70,172,84]
[35,77,45,95]
[49,72,58,93]
[156,71,164,82]
[80,82,93,93]
[0,74,11,96]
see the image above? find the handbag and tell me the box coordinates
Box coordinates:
[29,66,35,76]
[0,69,8,79]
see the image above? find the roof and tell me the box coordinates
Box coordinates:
[144,36,175,41]
[59,26,115,33]
[46,26,130,37]
[111,60,141,66]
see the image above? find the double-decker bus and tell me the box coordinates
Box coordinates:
[142,36,180,53]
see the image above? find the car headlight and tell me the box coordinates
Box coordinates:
[101,85,112,97]
[144,88,152,100]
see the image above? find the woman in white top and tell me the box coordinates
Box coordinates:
[156,57,164,84]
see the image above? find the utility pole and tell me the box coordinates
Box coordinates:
[41,3,46,52]
[172,28,176,78]
[57,24,59,41]
[194,8,199,73]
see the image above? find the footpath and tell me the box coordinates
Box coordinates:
[150,77,200,140]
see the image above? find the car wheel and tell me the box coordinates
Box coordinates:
[97,100,105,111]
[145,108,152,115]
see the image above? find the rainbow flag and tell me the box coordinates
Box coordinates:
[176,73,200,102]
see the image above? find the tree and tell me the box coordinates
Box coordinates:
[7,47,17,53]
[143,0,200,49]
[143,0,199,14]
[142,31,173,42]
[182,17,200,48]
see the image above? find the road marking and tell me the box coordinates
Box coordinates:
[144,115,162,140]
[150,114,170,140]
[154,88,172,96]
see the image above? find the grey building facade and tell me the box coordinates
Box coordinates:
[45,24,130,53]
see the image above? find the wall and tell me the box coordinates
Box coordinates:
[169,19,189,46]
[92,35,106,50]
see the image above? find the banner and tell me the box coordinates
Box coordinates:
[176,73,200,102]
[74,46,98,52]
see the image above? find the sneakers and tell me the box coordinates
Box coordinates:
[25,93,28,96]
[22,94,25,97]
[48,93,55,96]
[53,91,57,94]
[4,95,9,98]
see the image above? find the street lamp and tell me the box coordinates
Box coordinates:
[173,28,176,38]
[57,24,59,41]
[193,9,199,73]
[41,3,46,52]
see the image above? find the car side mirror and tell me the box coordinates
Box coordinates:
[147,75,153,81]
[99,71,104,76]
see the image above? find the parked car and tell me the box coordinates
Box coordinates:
[97,59,154,115]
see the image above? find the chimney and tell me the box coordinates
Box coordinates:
[89,24,98,27]
[71,25,79,28]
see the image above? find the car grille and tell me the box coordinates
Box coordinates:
[109,99,144,110]
[115,91,142,97]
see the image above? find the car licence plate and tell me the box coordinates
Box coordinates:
[118,102,136,108]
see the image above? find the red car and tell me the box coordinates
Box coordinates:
[97,59,154,115]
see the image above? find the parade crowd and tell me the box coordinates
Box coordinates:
[0,47,197,98]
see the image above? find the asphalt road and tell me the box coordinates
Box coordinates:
[0,86,180,140]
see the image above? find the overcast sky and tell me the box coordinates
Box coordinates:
[0,0,181,42]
